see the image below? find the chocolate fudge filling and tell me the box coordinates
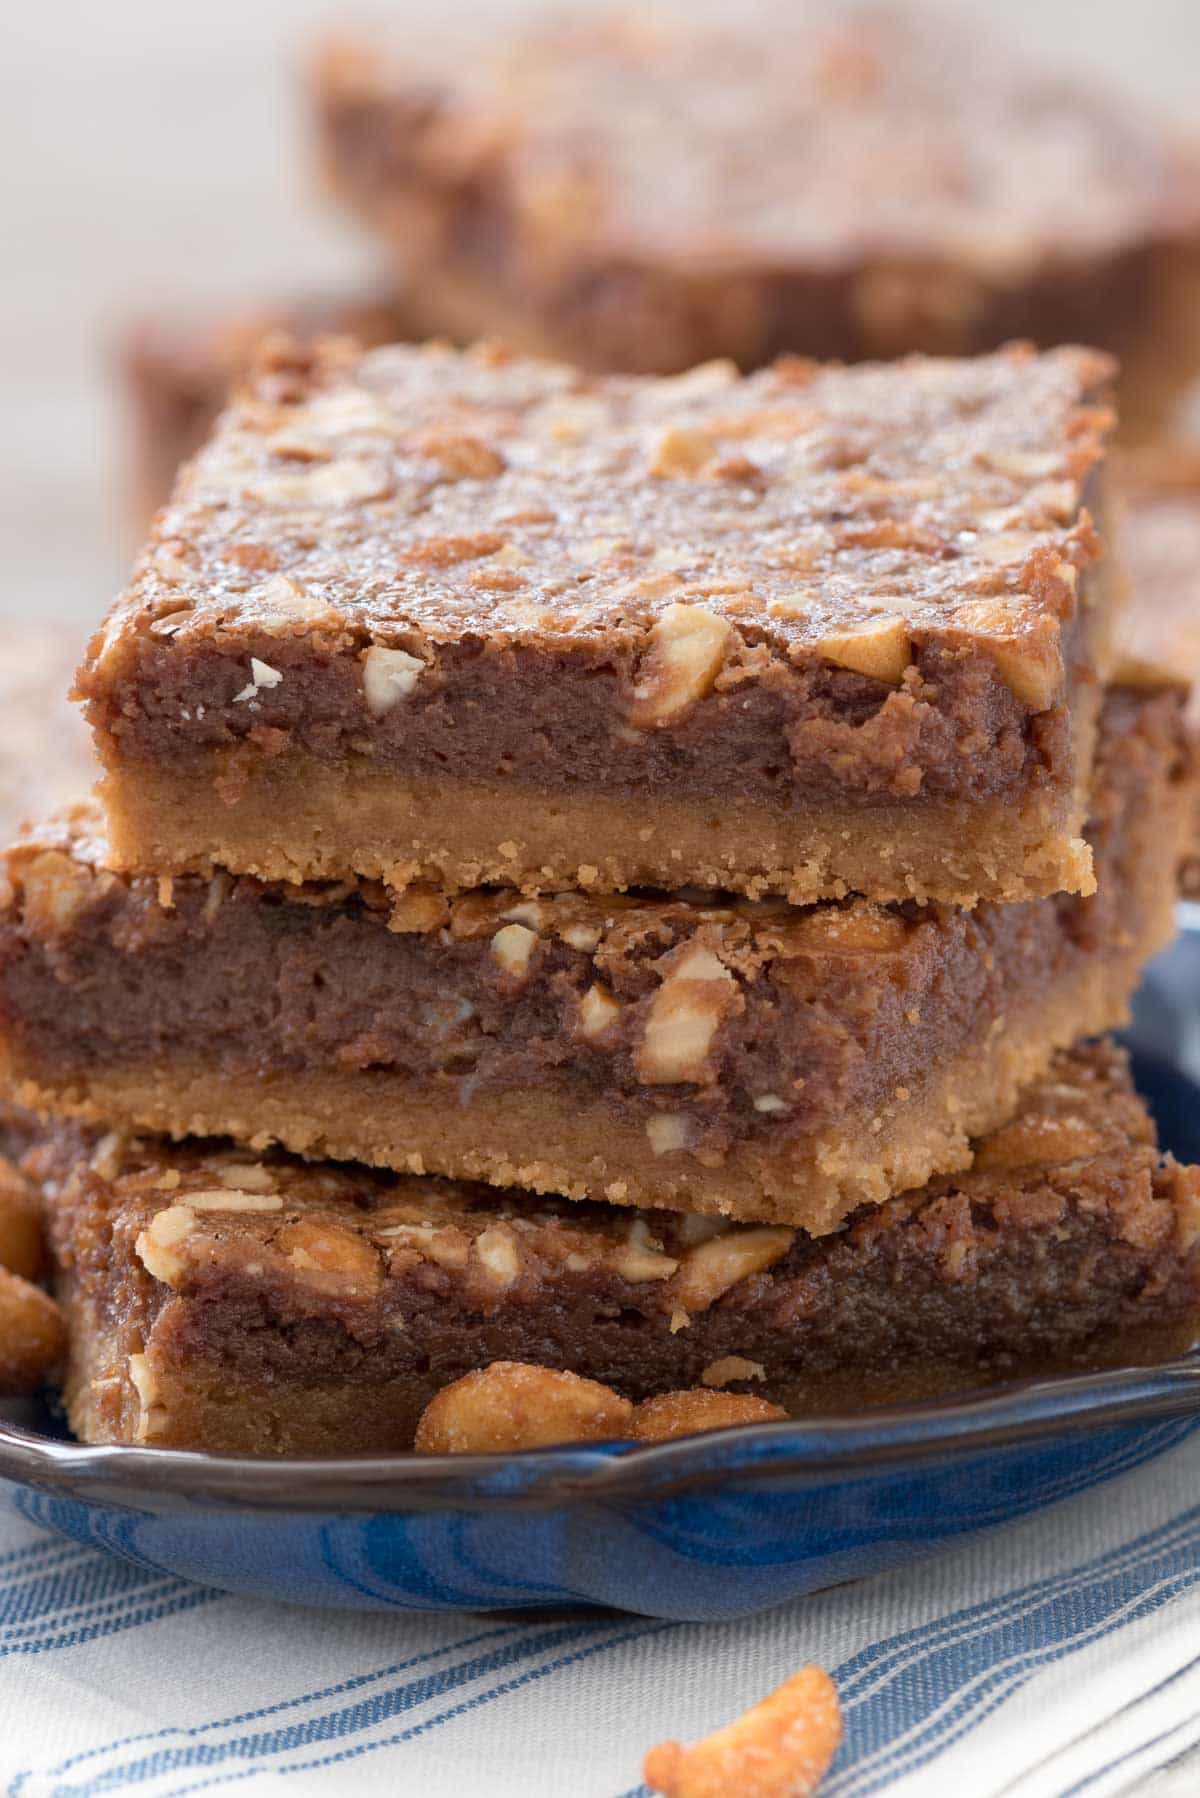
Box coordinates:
[90,604,1092,816]
[0,687,1184,1149]
[32,1040,1200,1453]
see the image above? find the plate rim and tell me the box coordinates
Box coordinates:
[3,1356,1200,1517]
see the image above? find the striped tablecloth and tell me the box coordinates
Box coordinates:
[4,1425,1200,1797]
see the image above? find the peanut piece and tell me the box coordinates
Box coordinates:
[127,1351,168,1444]
[136,1205,196,1285]
[415,430,505,480]
[815,616,910,684]
[275,1219,382,1293]
[414,1361,634,1453]
[214,1161,276,1192]
[0,1159,43,1282]
[791,905,908,953]
[0,1268,66,1395]
[629,603,732,728]
[184,1191,284,1212]
[579,984,622,1039]
[634,1390,787,1442]
[491,922,537,978]
[252,457,390,507]
[951,600,1063,709]
[362,644,425,714]
[638,944,736,1085]
[473,1222,521,1289]
[700,1356,767,1388]
[612,1221,678,1284]
[644,1665,842,1798]
[650,425,716,478]
[674,1227,794,1312]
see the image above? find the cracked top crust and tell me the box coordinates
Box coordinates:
[313,7,1200,274]
[88,338,1112,715]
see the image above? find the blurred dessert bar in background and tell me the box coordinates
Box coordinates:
[80,338,1118,908]
[311,5,1200,437]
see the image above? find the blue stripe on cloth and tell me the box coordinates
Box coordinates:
[826,1511,1200,1793]
[1,1558,184,1634]
[3,1586,218,1663]
[834,1490,1200,1707]
[32,1622,644,1797]
[613,1504,1200,1798]
[159,1622,671,1798]
[11,1626,528,1795]
[0,1538,87,1576]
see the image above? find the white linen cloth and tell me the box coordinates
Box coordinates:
[4,1427,1200,1797]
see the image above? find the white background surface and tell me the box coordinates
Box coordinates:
[2,0,1198,628]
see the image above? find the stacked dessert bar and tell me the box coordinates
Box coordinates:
[3,337,1198,1456]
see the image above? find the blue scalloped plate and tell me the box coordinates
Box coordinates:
[3,932,1199,1623]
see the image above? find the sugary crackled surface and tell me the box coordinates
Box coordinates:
[38,1040,1200,1327]
[317,6,1200,271]
[98,339,1110,700]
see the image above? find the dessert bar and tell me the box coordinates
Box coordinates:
[29,1041,1200,1456]
[79,338,1118,906]
[0,686,1188,1232]
[312,6,1200,438]
[1117,447,1200,894]
[120,290,414,531]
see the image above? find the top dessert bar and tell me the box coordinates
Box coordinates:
[79,338,1116,905]
[312,6,1200,439]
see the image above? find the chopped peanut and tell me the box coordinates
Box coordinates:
[275,1218,382,1292]
[638,943,737,1085]
[634,1389,787,1442]
[414,1360,633,1453]
[0,1158,44,1283]
[674,1228,794,1313]
[0,1268,66,1395]
[628,603,732,727]
[815,616,910,684]
[362,644,425,714]
[644,1665,842,1798]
